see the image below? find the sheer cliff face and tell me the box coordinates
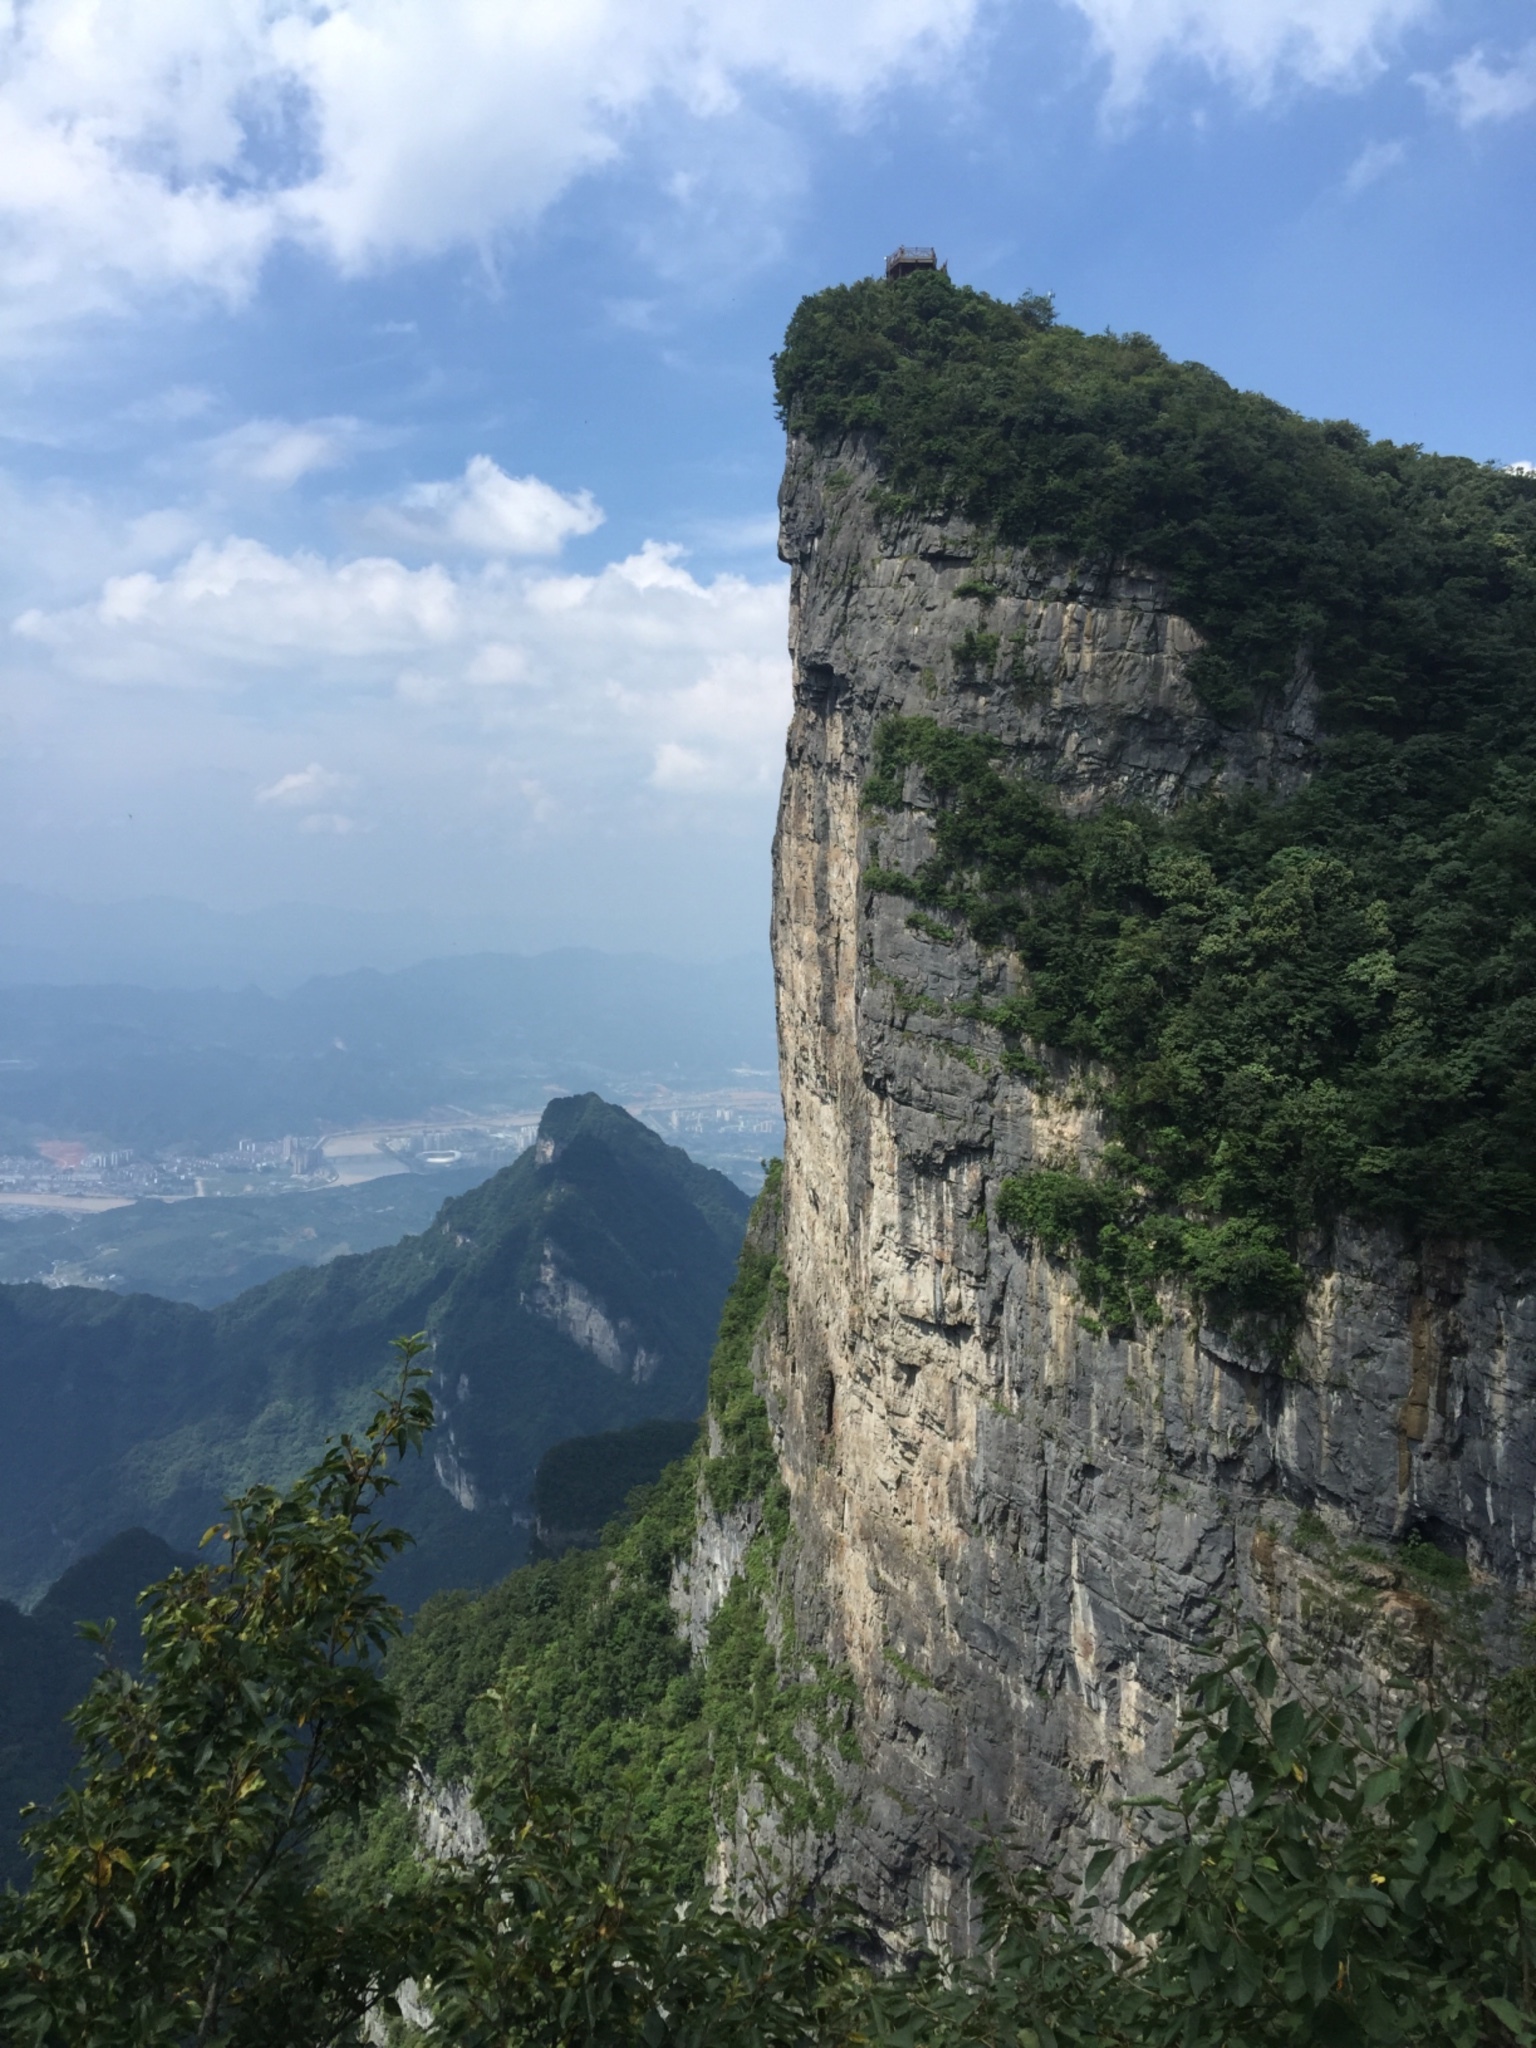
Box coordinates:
[766,435,1536,1941]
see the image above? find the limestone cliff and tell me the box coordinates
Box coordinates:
[761,433,1536,1944]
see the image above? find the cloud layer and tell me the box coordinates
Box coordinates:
[0,0,976,334]
[380,459,604,556]
[1067,0,1434,107]
[0,0,1498,337]
[11,492,791,857]
[1419,41,1536,126]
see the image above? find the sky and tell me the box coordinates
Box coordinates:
[2,0,1534,966]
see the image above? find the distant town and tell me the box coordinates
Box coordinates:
[0,1087,785,1214]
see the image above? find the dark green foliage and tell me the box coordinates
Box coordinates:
[701,1161,785,1521]
[0,1346,437,2048]
[380,1167,796,1891]
[1398,1531,1471,1589]
[412,1629,1536,2048]
[775,268,1536,729]
[0,1532,187,1889]
[531,1419,702,1556]
[10,1352,1536,2043]
[868,711,1536,1319]
[0,1095,748,1608]
[1093,1634,1536,2045]
[952,626,1001,677]
[793,272,1536,1300]
[995,1166,1302,1334]
[422,1740,881,2048]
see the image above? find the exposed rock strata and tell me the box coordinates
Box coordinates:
[527,1243,661,1384]
[761,436,1536,1945]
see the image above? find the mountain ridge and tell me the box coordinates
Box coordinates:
[0,1095,748,1608]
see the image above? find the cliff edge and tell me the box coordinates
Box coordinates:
[761,275,1536,1942]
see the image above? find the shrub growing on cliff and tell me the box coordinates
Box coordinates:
[867,708,1536,1316]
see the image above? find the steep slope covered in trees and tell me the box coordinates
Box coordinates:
[0,1095,748,1607]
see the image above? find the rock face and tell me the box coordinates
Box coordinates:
[762,435,1536,1945]
[527,1243,661,1384]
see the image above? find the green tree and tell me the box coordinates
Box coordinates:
[8,1335,1536,2047]
[421,1721,881,2048]
[0,1340,437,2048]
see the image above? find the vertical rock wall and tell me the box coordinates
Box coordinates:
[763,434,1536,1944]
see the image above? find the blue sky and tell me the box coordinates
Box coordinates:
[2,0,1533,963]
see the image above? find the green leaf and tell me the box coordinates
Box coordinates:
[1082,1847,1117,1893]
[1362,1768,1401,1809]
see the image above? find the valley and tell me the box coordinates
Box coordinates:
[0,948,782,1196]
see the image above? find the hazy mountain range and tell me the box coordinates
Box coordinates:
[0,888,589,993]
[0,946,778,1158]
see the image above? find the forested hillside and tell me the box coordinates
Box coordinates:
[0,1095,748,1607]
[351,1162,847,1900]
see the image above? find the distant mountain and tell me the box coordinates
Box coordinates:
[0,1528,188,1888]
[0,1169,492,1307]
[0,1096,749,1610]
[0,886,515,992]
[0,947,777,1158]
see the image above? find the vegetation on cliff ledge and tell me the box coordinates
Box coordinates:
[866,710,1536,1329]
[775,267,1536,730]
[785,271,1536,1322]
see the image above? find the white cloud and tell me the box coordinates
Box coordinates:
[15,537,461,679]
[379,457,604,556]
[0,0,976,337]
[256,762,350,806]
[1064,0,1434,107]
[0,0,1472,333]
[0,483,796,947]
[0,471,200,609]
[297,810,362,834]
[121,386,216,426]
[12,523,792,820]
[1343,137,1405,192]
[1418,42,1536,126]
[201,416,362,489]
[636,650,791,792]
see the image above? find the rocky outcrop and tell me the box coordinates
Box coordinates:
[670,1464,761,1656]
[406,1766,488,1865]
[526,1242,661,1384]
[761,436,1536,1946]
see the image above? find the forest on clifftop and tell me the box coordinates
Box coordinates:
[780,269,1536,1331]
